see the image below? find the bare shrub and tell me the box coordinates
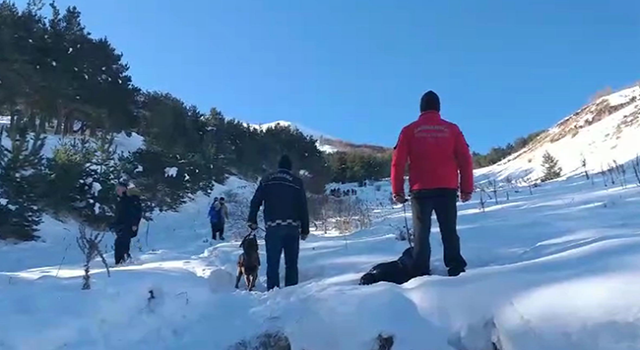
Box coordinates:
[600,165,609,188]
[222,187,262,240]
[604,161,627,188]
[581,154,590,180]
[389,219,412,243]
[308,194,372,234]
[504,176,513,189]
[632,155,640,185]
[478,189,487,212]
[521,177,535,195]
[229,331,291,350]
[76,224,110,290]
[372,333,395,350]
[490,180,498,205]
[590,86,613,102]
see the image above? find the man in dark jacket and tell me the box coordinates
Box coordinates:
[112,180,143,265]
[391,91,474,277]
[247,155,310,290]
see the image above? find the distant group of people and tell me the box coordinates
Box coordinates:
[329,188,358,198]
[109,90,474,286]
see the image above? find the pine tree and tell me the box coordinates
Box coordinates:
[541,151,562,182]
[0,124,46,241]
[81,133,120,228]
[44,136,94,215]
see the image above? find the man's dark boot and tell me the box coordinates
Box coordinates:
[448,266,465,277]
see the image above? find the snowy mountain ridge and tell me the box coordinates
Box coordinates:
[476,85,640,183]
[245,120,338,153]
[246,120,390,155]
[247,120,336,141]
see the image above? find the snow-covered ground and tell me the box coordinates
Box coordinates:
[2,173,640,349]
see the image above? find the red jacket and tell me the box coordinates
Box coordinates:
[391,111,474,196]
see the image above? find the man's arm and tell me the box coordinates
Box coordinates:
[247,181,265,225]
[454,126,474,195]
[298,180,310,237]
[223,205,229,220]
[391,127,409,196]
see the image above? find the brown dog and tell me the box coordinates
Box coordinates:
[235,233,260,291]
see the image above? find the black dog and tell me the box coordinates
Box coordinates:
[359,247,416,286]
[235,233,260,291]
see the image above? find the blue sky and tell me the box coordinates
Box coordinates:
[16,0,640,152]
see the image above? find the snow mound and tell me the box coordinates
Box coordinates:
[207,268,236,293]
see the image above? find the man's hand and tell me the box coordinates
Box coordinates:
[132,226,137,232]
[460,192,472,203]
[393,194,408,204]
[247,222,258,231]
[301,233,309,241]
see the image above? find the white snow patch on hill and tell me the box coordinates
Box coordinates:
[2,174,640,349]
[318,143,338,153]
[1,130,145,158]
[164,166,178,178]
[477,86,640,184]
[247,120,335,141]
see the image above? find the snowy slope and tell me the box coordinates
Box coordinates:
[477,86,640,183]
[3,173,640,349]
[246,120,391,154]
[246,120,339,153]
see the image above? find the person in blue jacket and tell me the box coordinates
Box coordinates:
[208,196,229,240]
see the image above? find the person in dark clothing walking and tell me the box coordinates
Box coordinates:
[208,197,229,240]
[247,155,310,291]
[112,180,143,265]
[391,91,474,277]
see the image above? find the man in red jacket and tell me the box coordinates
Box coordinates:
[391,91,474,277]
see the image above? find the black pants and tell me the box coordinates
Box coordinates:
[114,233,132,265]
[411,189,467,276]
[211,222,225,240]
[265,225,300,290]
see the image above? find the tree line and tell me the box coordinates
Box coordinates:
[472,130,544,168]
[0,1,387,241]
[0,1,550,242]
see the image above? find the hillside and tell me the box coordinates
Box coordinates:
[476,85,640,183]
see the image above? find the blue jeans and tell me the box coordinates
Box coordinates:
[265,225,300,290]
